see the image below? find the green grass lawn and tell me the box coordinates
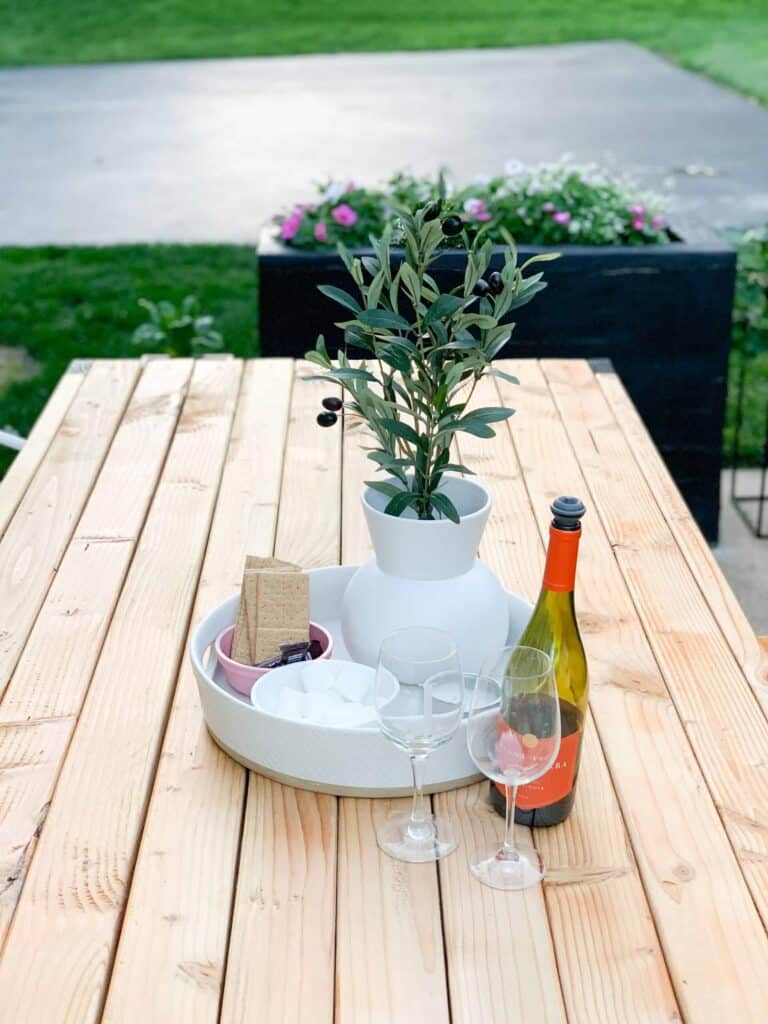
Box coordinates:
[724,351,768,466]
[0,245,257,476]
[1,1,766,102]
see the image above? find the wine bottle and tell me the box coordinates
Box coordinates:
[491,496,588,826]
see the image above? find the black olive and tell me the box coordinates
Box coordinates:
[316,411,338,427]
[473,279,490,297]
[441,215,463,237]
[488,271,504,295]
[423,200,442,221]
[322,396,343,412]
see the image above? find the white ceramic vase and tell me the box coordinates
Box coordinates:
[340,476,509,674]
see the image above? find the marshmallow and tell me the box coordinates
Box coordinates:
[276,686,306,721]
[327,702,377,727]
[302,661,336,693]
[304,689,345,723]
[332,666,370,703]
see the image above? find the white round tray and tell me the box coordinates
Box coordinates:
[191,565,532,797]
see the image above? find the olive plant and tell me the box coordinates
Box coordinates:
[305,202,557,521]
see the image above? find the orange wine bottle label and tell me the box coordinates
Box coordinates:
[542,525,581,592]
[495,730,582,810]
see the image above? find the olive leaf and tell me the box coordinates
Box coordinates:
[305,201,555,519]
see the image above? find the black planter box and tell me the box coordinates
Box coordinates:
[258,225,736,541]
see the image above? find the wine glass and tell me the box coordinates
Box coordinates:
[374,627,464,862]
[466,645,560,890]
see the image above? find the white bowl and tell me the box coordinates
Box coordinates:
[251,660,396,729]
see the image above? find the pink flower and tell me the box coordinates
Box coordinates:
[552,211,571,225]
[629,203,646,217]
[632,217,645,231]
[279,212,302,240]
[345,181,356,192]
[541,201,555,212]
[331,203,358,227]
[314,221,328,243]
[651,214,665,231]
[463,197,492,222]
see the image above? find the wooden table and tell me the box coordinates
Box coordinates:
[0,356,766,1024]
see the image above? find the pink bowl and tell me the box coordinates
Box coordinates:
[215,621,334,696]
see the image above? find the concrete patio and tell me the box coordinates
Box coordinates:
[2,41,768,244]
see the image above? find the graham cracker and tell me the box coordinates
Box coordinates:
[229,555,308,666]
[252,626,309,664]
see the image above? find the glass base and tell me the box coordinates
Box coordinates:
[376,812,458,863]
[471,841,545,890]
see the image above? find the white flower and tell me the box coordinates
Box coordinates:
[471,173,491,186]
[504,159,526,177]
[321,181,348,203]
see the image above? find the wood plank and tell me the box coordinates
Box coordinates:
[442,372,676,1024]
[0,361,139,702]
[101,358,294,1024]
[273,362,342,571]
[0,363,83,539]
[515,358,768,1019]
[436,784,566,1024]
[542,358,768,926]
[596,368,768,712]
[0,357,193,951]
[0,358,241,1024]
[341,410,374,566]
[220,364,340,1024]
[335,413,450,1024]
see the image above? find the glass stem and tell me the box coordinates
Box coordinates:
[407,754,431,840]
[501,783,520,861]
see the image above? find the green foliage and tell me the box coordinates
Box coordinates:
[0,1,765,104]
[724,226,768,466]
[732,226,768,360]
[305,203,554,520]
[0,244,257,476]
[276,162,669,251]
[132,294,224,355]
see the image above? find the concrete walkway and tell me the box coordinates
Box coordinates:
[2,41,768,245]
[715,471,768,634]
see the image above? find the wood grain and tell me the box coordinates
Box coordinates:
[0,358,241,1024]
[518,358,768,1019]
[0,361,139,702]
[0,364,83,540]
[220,364,341,1024]
[273,361,342,571]
[449,372,677,1024]
[0,358,193,951]
[101,359,294,1024]
[221,776,338,1024]
[335,410,450,1024]
[596,368,768,713]
[435,784,566,1024]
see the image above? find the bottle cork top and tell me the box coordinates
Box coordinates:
[550,495,586,531]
